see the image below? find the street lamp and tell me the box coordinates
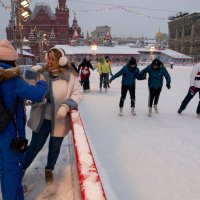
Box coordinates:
[12,0,30,64]
[20,0,29,7]
[91,42,98,63]
[150,46,156,61]
[19,0,30,20]
[91,44,98,53]
[38,31,48,62]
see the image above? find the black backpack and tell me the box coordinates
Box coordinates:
[0,94,28,152]
[0,96,11,132]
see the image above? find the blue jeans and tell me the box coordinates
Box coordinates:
[100,73,109,89]
[23,119,64,171]
[0,131,24,200]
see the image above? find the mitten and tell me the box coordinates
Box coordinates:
[39,74,46,82]
[56,105,70,118]
[190,86,196,95]
[166,82,171,89]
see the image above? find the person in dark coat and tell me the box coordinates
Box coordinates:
[0,39,47,200]
[78,55,94,92]
[110,57,144,116]
[140,58,171,116]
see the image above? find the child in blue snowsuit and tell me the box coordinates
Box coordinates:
[0,39,47,200]
[110,57,144,115]
[140,58,171,116]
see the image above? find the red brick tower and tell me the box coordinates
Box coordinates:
[6,0,70,62]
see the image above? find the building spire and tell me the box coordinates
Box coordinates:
[58,0,66,9]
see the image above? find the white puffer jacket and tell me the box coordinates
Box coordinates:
[190,63,200,88]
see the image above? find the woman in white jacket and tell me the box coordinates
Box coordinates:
[178,63,200,115]
[23,47,82,184]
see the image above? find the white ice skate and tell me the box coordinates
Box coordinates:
[154,105,158,113]
[131,107,136,116]
[119,107,123,116]
[148,107,152,117]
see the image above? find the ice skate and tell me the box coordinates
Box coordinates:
[148,107,152,117]
[84,89,90,93]
[119,107,123,116]
[154,105,158,113]
[131,107,136,116]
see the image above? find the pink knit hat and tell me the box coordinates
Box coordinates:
[0,39,18,61]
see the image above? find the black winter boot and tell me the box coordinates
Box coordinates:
[178,109,182,114]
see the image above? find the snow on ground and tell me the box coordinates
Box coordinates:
[1,64,200,200]
[22,127,80,200]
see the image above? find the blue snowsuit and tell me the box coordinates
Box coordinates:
[0,62,47,200]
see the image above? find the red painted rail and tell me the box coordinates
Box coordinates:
[70,109,107,200]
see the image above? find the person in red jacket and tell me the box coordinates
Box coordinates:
[78,55,94,92]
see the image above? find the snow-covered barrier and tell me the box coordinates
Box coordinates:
[70,109,107,200]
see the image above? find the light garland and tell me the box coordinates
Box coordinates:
[71,5,167,21]
[72,6,120,13]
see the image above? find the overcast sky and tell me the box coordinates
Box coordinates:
[0,0,200,40]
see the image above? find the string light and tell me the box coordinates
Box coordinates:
[71,5,167,21]
[68,0,179,13]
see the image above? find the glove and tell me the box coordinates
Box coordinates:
[166,82,171,89]
[142,73,147,79]
[190,86,196,95]
[110,72,113,77]
[56,105,70,118]
[39,74,46,82]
